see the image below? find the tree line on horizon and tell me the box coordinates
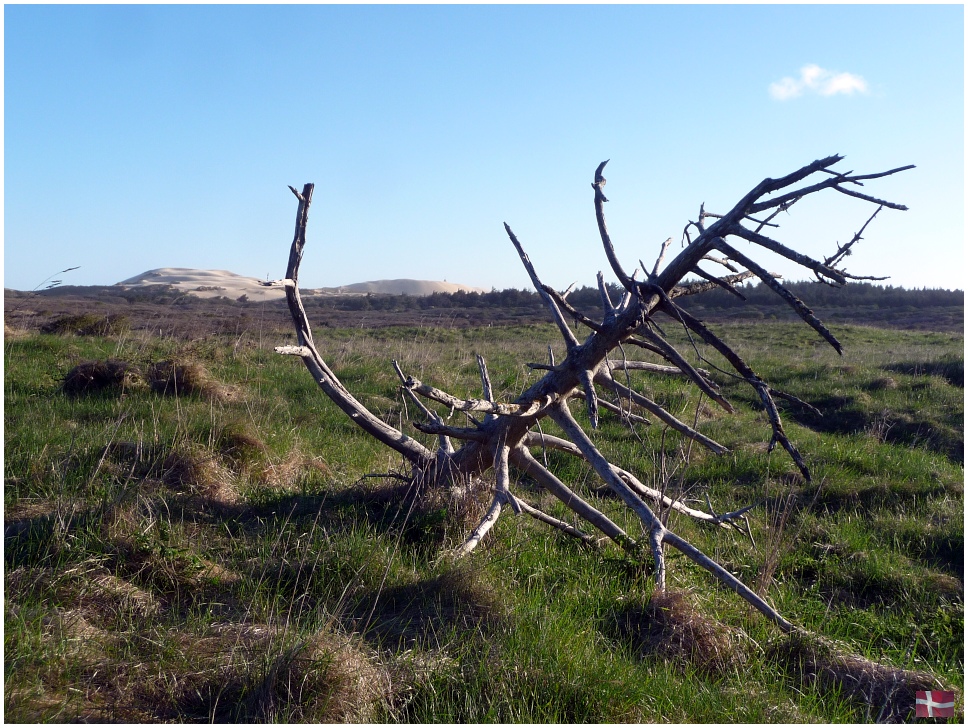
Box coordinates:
[22,279,963,329]
[301,279,962,314]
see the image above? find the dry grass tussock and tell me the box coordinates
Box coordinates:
[255,447,331,491]
[146,358,234,400]
[3,500,357,722]
[613,589,748,678]
[7,601,394,723]
[4,323,31,339]
[767,630,957,723]
[59,356,235,400]
[416,473,493,542]
[41,312,129,336]
[62,359,142,396]
[102,440,242,510]
[358,562,508,649]
[245,629,394,722]
[161,444,241,507]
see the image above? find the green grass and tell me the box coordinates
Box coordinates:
[4,321,963,722]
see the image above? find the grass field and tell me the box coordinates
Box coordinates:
[4,316,963,722]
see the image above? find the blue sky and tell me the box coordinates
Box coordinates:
[4,4,964,292]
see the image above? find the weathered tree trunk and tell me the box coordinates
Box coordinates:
[269,157,911,632]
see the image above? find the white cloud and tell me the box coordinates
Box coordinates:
[769,64,869,100]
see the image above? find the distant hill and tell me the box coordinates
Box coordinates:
[112,268,487,300]
[319,279,489,296]
[6,274,961,334]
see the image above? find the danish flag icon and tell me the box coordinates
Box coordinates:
[916,690,955,718]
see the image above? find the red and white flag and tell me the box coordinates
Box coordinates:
[916,690,955,718]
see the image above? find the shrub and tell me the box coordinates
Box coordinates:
[42,313,129,336]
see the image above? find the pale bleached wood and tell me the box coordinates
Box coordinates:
[277,156,911,635]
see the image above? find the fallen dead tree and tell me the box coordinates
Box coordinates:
[267,156,912,632]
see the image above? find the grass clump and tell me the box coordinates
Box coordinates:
[610,589,747,678]
[358,563,508,649]
[4,321,962,722]
[41,313,129,336]
[146,358,227,400]
[767,630,957,722]
[62,359,140,396]
[245,629,393,722]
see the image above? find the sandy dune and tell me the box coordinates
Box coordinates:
[323,279,489,296]
[116,268,488,300]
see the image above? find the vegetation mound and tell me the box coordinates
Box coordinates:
[612,590,746,678]
[245,630,393,722]
[768,631,956,722]
[4,322,962,722]
[62,359,140,396]
[146,359,228,400]
[41,313,129,336]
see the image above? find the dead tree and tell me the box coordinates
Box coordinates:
[268,156,911,633]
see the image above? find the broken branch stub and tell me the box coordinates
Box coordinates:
[277,157,910,633]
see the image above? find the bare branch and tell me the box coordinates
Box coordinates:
[454,494,504,558]
[477,354,494,401]
[578,369,600,429]
[512,496,598,547]
[597,271,616,321]
[595,396,651,425]
[651,238,673,279]
[493,433,520,514]
[511,446,634,551]
[605,359,713,379]
[691,265,748,300]
[619,266,641,310]
[823,205,883,270]
[505,223,580,349]
[746,162,913,215]
[412,420,488,441]
[280,184,433,466]
[658,300,811,479]
[392,360,454,454]
[716,239,844,354]
[541,284,603,332]
[702,254,739,273]
[726,224,848,285]
[619,326,733,413]
[769,387,822,417]
[592,160,636,291]
[662,531,794,631]
[275,345,312,357]
[669,270,759,298]
[593,370,729,454]
[548,401,667,539]
[400,372,554,417]
[520,432,742,529]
